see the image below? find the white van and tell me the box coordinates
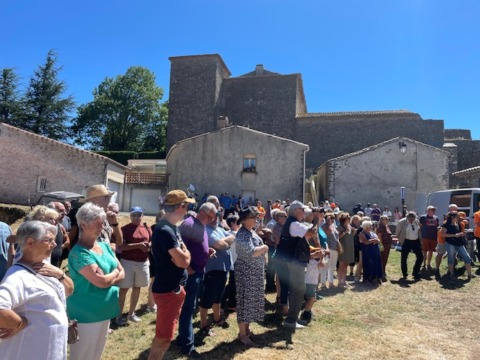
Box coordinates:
[425,188,480,228]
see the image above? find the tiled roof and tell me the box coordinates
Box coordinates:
[0,122,127,169]
[297,110,416,118]
[452,166,480,176]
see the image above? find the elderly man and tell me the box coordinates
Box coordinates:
[82,184,123,251]
[0,221,13,281]
[419,205,440,271]
[276,200,319,329]
[176,202,217,358]
[396,211,424,281]
[148,190,194,360]
[117,207,152,326]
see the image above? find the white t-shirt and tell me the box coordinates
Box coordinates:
[305,259,321,285]
[0,265,68,360]
[289,221,310,238]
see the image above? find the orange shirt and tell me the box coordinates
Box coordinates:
[437,228,445,244]
[257,205,266,219]
[474,210,480,238]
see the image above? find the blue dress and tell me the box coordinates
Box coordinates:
[360,231,383,282]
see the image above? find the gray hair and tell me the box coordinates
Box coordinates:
[76,202,106,226]
[361,220,373,230]
[199,202,216,214]
[16,220,58,250]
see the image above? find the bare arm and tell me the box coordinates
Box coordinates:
[0,310,27,339]
[78,263,122,288]
[169,243,191,269]
[211,234,235,250]
[252,244,269,257]
[32,262,74,297]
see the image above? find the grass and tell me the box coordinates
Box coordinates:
[5,209,479,359]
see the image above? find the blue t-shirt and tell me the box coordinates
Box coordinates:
[0,222,12,281]
[205,225,232,273]
[151,219,187,293]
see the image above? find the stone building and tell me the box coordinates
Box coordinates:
[166,54,446,171]
[315,137,450,213]
[167,125,309,203]
[0,122,127,206]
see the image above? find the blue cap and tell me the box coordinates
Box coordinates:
[130,206,144,213]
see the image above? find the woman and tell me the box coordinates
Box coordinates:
[358,220,383,285]
[337,212,355,286]
[272,210,287,308]
[67,202,125,360]
[235,206,268,347]
[322,213,339,288]
[376,215,393,281]
[393,207,402,223]
[349,214,361,279]
[0,220,73,360]
[441,211,475,279]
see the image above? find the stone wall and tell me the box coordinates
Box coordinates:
[0,123,108,205]
[167,126,308,202]
[446,139,480,171]
[444,129,472,140]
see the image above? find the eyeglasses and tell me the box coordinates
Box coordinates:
[42,237,56,244]
[131,213,143,218]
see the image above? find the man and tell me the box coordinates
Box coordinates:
[148,190,194,360]
[371,204,381,222]
[51,202,71,268]
[62,201,72,233]
[176,202,217,358]
[352,203,363,216]
[199,214,235,333]
[276,200,319,329]
[419,206,440,271]
[0,221,13,281]
[474,202,480,264]
[396,211,424,281]
[117,207,152,326]
[81,184,123,251]
[364,203,373,218]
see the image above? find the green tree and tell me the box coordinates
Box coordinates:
[22,50,75,140]
[71,66,166,152]
[0,68,22,124]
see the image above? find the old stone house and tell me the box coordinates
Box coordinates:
[315,137,450,213]
[167,124,309,203]
[0,122,126,206]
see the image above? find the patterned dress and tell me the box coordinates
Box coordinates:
[235,226,265,323]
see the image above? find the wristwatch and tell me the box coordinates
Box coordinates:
[58,272,66,281]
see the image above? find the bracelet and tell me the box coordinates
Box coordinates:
[58,272,66,281]
[110,223,119,227]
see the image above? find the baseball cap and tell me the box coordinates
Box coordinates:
[130,206,144,214]
[163,190,196,206]
[289,200,308,212]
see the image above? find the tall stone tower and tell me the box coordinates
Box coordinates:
[167,54,231,151]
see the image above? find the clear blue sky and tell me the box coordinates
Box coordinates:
[2,0,479,139]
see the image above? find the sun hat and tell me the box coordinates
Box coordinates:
[82,184,114,202]
[237,206,259,224]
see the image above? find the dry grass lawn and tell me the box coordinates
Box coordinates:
[6,209,480,359]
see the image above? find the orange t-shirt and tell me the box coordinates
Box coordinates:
[437,228,445,244]
[474,210,480,238]
[257,206,266,219]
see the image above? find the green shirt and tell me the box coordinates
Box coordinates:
[67,241,120,323]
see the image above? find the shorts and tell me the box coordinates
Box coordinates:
[422,238,437,252]
[436,243,446,255]
[153,287,186,340]
[305,283,317,299]
[117,258,150,288]
[199,270,227,309]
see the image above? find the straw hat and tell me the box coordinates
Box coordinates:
[82,184,114,202]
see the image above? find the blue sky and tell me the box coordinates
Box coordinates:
[2,0,479,139]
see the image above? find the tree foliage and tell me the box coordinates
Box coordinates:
[21,50,75,140]
[71,66,167,152]
[0,68,22,124]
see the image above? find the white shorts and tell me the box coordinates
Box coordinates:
[118,258,150,288]
[436,243,446,255]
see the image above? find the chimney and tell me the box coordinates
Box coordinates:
[217,116,229,129]
[255,64,264,76]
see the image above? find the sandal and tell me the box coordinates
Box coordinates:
[213,318,230,329]
[238,334,259,347]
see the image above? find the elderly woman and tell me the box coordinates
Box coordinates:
[235,206,268,347]
[376,215,393,281]
[358,220,383,285]
[322,213,340,288]
[67,202,125,360]
[337,212,355,286]
[0,220,73,360]
[442,211,475,280]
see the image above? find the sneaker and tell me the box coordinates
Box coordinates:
[300,310,312,323]
[146,305,157,313]
[283,320,306,329]
[116,315,127,326]
[128,313,142,322]
[185,350,204,359]
[434,269,441,279]
[296,318,309,326]
[315,293,323,300]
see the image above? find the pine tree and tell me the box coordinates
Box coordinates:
[22,50,75,140]
[0,68,22,124]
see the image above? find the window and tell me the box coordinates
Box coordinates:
[37,176,47,192]
[243,154,256,172]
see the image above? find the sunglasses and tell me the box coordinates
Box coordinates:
[411,224,415,231]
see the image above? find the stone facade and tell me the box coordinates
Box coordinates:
[167,125,308,203]
[315,137,450,214]
[167,54,450,171]
[0,123,126,206]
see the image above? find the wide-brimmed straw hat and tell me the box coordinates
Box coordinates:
[81,184,114,203]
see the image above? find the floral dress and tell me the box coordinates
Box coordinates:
[234,226,265,323]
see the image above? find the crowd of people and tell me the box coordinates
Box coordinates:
[0,186,478,360]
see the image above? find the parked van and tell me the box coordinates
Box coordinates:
[425,188,480,228]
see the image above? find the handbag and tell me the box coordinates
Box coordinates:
[336,239,344,255]
[68,320,79,344]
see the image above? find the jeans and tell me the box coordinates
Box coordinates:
[285,262,306,324]
[177,271,203,354]
[446,242,472,265]
[401,239,424,277]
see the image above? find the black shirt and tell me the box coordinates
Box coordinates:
[151,219,187,293]
[442,222,463,246]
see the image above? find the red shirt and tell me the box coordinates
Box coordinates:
[121,223,151,262]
